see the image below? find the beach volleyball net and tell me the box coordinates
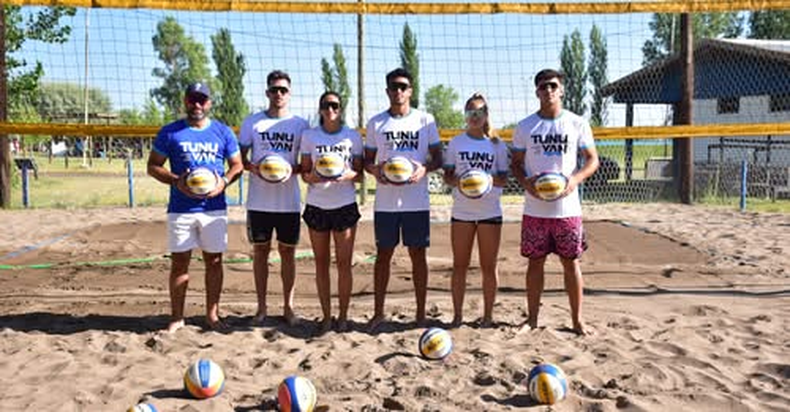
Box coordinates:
[2,1,790,208]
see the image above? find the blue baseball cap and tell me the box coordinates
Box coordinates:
[185,82,211,98]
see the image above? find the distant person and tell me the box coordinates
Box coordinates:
[239,70,309,325]
[364,68,442,330]
[443,92,509,328]
[147,82,243,333]
[510,69,600,335]
[299,91,363,333]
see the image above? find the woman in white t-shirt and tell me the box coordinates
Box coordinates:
[443,92,510,328]
[300,91,363,333]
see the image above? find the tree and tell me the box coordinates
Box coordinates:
[211,28,249,127]
[320,44,351,120]
[588,25,609,127]
[560,29,587,116]
[642,13,742,65]
[424,85,464,129]
[35,82,112,123]
[748,10,790,39]
[151,16,212,119]
[4,6,76,118]
[400,23,420,108]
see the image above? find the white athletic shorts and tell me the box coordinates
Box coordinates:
[167,210,228,253]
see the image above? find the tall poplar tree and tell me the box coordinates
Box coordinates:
[560,30,587,116]
[211,28,249,127]
[400,23,420,108]
[588,25,609,127]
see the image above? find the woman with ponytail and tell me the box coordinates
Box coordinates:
[443,92,510,328]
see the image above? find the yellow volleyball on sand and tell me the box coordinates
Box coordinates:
[259,154,293,183]
[186,167,217,196]
[458,169,493,199]
[314,152,346,179]
[382,156,415,184]
[418,327,453,360]
[527,363,568,405]
[534,172,568,201]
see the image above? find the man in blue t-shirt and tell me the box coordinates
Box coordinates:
[147,82,244,333]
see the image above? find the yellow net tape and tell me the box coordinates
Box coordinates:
[6,0,790,14]
[2,122,789,142]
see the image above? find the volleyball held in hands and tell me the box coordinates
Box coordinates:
[185,167,218,196]
[278,375,317,412]
[183,358,225,399]
[458,169,493,199]
[533,172,568,201]
[382,156,415,183]
[527,363,568,405]
[418,327,453,360]
[314,152,346,179]
[258,154,293,183]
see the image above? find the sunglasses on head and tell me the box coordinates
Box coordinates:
[465,107,487,118]
[388,82,411,92]
[320,101,340,111]
[268,86,290,95]
[186,94,209,105]
[538,82,560,91]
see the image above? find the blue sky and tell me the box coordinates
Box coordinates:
[20,4,665,128]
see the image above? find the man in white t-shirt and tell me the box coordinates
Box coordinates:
[511,69,600,335]
[364,68,442,330]
[239,70,309,326]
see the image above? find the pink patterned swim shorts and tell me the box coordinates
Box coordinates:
[520,215,586,259]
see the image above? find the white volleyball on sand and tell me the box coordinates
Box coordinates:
[458,169,493,199]
[382,156,415,184]
[527,363,568,405]
[258,154,293,183]
[186,167,217,196]
[278,375,317,412]
[533,172,568,201]
[127,403,157,412]
[418,327,453,360]
[183,358,225,399]
[314,152,346,179]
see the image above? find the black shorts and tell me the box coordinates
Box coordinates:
[303,203,361,232]
[451,216,503,225]
[247,210,301,245]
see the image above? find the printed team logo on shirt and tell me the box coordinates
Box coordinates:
[259,131,296,153]
[316,144,351,162]
[179,141,219,163]
[531,133,568,156]
[459,151,494,171]
[384,130,420,151]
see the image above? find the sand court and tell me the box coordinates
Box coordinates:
[0,203,788,411]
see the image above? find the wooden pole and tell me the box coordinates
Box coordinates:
[0,5,11,208]
[625,103,634,181]
[357,0,367,205]
[677,13,694,204]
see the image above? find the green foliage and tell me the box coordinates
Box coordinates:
[560,30,587,116]
[588,25,609,127]
[4,5,76,119]
[400,23,420,109]
[320,44,351,120]
[151,16,213,119]
[35,82,112,123]
[642,13,742,65]
[211,28,249,127]
[424,85,463,129]
[748,10,790,39]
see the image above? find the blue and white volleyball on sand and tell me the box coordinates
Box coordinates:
[183,358,225,399]
[527,363,568,404]
[278,375,317,412]
[418,327,453,360]
[127,403,157,412]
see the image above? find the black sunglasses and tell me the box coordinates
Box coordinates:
[538,82,560,91]
[268,86,290,95]
[186,94,209,104]
[320,101,341,111]
[388,82,411,92]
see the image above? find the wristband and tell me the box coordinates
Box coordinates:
[222,176,230,185]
